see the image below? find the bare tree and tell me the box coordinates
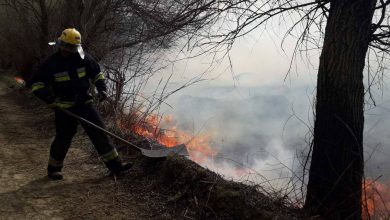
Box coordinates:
[188,0,387,219]
[0,0,218,111]
[305,1,375,218]
[0,0,219,69]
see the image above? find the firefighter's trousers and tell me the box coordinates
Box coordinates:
[48,104,119,173]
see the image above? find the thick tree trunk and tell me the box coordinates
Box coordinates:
[305,0,377,219]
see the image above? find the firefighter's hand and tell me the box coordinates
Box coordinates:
[48,102,71,109]
[98,91,107,102]
[48,102,59,109]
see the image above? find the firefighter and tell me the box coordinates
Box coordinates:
[31,28,132,180]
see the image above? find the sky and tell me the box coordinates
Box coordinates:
[142,28,390,197]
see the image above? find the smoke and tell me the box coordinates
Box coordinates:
[364,99,390,181]
[161,73,390,189]
[144,31,390,190]
[159,79,313,195]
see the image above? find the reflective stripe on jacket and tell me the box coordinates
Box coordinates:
[31,52,107,106]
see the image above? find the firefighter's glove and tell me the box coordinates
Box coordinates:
[48,102,72,109]
[98,91,107,102]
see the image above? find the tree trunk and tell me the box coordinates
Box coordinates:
[38,0,49,60]
[305,0,377,219]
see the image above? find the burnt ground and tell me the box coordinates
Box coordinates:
[0,75,305,220]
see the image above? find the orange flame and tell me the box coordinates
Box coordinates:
[120,114,217,163]
[14,76,25,85]
[363,179,390,220]
[127,114,257,179]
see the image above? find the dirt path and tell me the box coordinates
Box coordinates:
[0,81,159,220]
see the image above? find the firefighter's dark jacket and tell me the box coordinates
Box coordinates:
[31,51,106,108]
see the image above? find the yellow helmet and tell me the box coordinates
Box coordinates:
[58,28,81,45]
[55,28,85,58]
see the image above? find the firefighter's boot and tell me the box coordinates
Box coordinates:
[48,172,63,180]
[105,158,133,176]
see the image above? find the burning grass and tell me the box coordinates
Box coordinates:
[101,111,302,219]
[115,112,218,162]
[363,179,390,220]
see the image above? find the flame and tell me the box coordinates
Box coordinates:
[125,114,257,180]
[120,114,217,163]
[14,76,25,85]
[131,114,179,146]
[363,179,390,220]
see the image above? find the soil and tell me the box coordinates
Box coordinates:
[0,80,170,219]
